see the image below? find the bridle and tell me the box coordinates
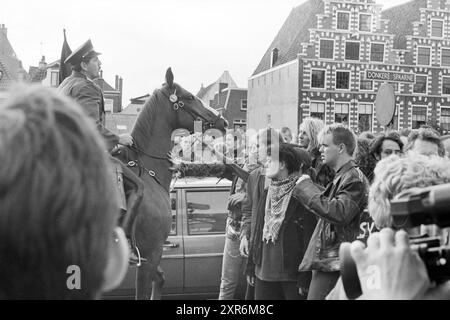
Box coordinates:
[125,87,225,191]
[161,87,224,132]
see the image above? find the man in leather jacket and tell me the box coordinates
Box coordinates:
[292,124,369,300]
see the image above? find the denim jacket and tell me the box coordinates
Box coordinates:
[292,160,369,272]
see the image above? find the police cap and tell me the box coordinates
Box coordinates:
[64,39,101,65]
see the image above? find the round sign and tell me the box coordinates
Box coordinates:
[375,83,396,126]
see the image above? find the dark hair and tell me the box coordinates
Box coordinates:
[406,128,445,157]
[72,63,83,72]
[356,138,377,182]
[71,56,94,72]
[359,131,375,141]
[399,128,411,138]
[278,143,300,174]
[369,131,404,158]
[320,124,357,156]
[0,85,118,299]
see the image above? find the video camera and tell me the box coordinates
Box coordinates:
[340,183,450,299]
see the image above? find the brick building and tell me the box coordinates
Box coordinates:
[211,86,248,131]
[248,0,450,135]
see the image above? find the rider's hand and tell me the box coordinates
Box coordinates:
[119,133,133,146]
[240,236,249,257]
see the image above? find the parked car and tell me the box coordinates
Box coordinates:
[103,177,247,300]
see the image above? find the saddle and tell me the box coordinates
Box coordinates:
[110,155,146,265]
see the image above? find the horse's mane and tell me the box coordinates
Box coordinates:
[131,89,162,145]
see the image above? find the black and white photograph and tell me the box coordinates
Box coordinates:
[1,0,450,306]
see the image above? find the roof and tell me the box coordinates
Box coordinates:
[381,0,427,49]
[196,71,238,104]
[29,67,47,83]
[130,94,150,104]
[252,0,324,76]
[196,82,214,98]
[105,113,137,134]
[95,78,116,92]
[121,102,146,115]
[0,29,17,58]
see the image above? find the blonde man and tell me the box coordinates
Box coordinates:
[298,117,334,187]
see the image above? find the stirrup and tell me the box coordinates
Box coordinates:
[129,245,148,266]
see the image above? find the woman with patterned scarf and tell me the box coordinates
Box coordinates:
[253,143,317,300]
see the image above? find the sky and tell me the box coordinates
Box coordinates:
[1,0,411,107]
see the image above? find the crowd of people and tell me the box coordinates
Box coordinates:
[216,119,450,301]
[1,36,450,301]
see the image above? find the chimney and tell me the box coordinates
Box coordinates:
[115,75,119,90]
[118,77,123,112]
[39,56,47,70]
[0,24,7,37]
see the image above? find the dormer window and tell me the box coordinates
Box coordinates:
[270,48,279,68]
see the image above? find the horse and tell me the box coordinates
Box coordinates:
[117,68,228,300]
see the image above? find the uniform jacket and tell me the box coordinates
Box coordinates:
[292,160,369,272]
[59,71,119,150]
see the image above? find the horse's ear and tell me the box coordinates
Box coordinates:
[166,68,174,88]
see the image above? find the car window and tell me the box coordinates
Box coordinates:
[170,191,177,236]
[186,190,228,235]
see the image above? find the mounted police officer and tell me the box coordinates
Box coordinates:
[59,39,133,149]
[59,39,144,264]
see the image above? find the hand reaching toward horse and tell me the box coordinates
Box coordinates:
[119,133,134,146]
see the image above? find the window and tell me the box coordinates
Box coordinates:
[370,43,384,62]
[413,75,427,94]
[170,192,177,235]
[412,106,427,129]
[335,103,349,125]
[417,47,431,66]
[337,12,350,30]
[320,39,334,59]
[442,48,450,66]
[360,72,373,91]
[388,82,399,93]
[311,70,325,88]
[358,104,373,132]
[432,20,444,38]
[441,108,450,131]
[50,71,59,87]
[241,99,247,110]
[359,14,371,32]
[187,190,229,235]
[345,42,360,60]
[443,77,450,94]
[336,71,350,90]
[310,102,325,120]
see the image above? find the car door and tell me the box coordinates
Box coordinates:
[182,187,229,295]
[160,189,184,295]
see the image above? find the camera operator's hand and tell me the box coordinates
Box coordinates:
[350,228,430,300]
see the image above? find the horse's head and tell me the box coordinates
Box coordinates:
[160,68,228,134]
